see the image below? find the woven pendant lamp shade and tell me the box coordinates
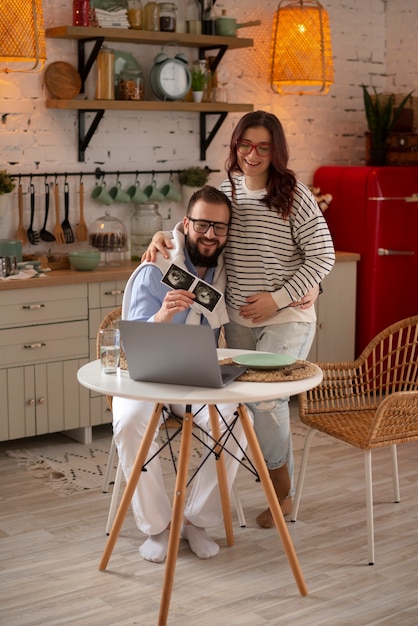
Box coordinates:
[270,0,333,95]
[0,0,46,72]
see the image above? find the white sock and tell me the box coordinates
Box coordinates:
[139,529,170,563]
[181,523,219,559]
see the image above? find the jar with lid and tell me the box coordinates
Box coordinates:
[159,2,177,32]
[127,0,143,29]
[143,1,160,31]
[131,204,163,261]
[185,0,201,34]
[117,64,144,100]
[95,47,115,100]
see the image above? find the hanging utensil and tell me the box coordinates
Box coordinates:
[40,182,56,242]
[15,183,28,245]
[27,183,40,245]
[75,181,88,241]
[61,181,75,243]
[53,182,66,244]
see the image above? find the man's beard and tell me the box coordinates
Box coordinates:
[186,235,225,268]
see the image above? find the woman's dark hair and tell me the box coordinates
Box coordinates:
[225,110,296,218]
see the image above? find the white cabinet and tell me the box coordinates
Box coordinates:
[307,255,359,363]
[0,274,128,443]
[0,284,89,442]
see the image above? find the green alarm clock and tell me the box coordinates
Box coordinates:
[150,52,191,101]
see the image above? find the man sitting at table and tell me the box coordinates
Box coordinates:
[112,186,249,563]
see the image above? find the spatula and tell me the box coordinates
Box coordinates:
[75,181,88,241]
[61,182,75,243]
[53,182,66,244]
[27,183,40,245]
[15,183,28,245]
[40,182,55,242]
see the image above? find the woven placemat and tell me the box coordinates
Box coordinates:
[219,358,318,382]
[120,354,317,382]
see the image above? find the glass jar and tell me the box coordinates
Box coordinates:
[73,0,90,26]
[95,47,115,100]
[127,0,143,29]
[117,64,144,100]
[143,1,160,31]
[89,210,128,265]
[185,0,201,34]
[159,2,177,32]
[131,204,163,261]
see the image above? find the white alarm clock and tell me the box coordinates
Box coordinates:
[150,52,191,101]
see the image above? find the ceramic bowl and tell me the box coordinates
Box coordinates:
[68,249,101,271]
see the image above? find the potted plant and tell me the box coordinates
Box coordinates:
[0,169,16,195]
[179,166,211,187]
[190,61,210,102]
[179,166,211,206]
[362,86,414,165]
[0,169,16,216]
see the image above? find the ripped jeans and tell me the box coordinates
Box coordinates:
[224,321,315,493]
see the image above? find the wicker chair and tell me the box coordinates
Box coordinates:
[291,315,418,565]
[98,306,246,534]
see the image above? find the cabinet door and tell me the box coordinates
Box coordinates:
[308,262,357,362]
[2,366,36,441]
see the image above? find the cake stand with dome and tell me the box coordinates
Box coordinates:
[88,210,128,266]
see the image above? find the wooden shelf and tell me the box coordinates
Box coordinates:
[45,26,255,161]
[45,25,254,50]
[46,99,252,113]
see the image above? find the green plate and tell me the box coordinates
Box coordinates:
[233,353,296,370]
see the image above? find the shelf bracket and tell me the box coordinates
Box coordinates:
[199,112,228,161]
[77,37,105,90]
[78,109,105,162]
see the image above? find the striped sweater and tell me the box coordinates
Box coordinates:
[219,175,335,328]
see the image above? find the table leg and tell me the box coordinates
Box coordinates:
[237,404,308,597]
[99,402,165,571]
[159,407,194,626]
[208,405,234,547]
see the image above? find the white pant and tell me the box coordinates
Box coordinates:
[112,397,250,536]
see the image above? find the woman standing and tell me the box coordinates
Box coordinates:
[145,111,335,527]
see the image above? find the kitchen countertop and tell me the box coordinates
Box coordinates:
[0,252,359,292]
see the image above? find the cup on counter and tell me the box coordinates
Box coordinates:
[109,182,131,204]
[99,328,120,374]
[144,181,165,203]
[160,180,181,202]
[127,181,148,204]
[91,182,113,206]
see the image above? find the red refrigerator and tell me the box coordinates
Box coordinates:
[314,166,418,357]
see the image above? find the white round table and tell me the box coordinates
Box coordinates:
[77,350,322,625]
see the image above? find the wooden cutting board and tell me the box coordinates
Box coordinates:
[44,62,82,99]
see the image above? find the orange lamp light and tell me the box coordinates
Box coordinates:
[0,0,47,72]
[270,0,334,95]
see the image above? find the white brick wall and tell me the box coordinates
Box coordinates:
[0,0,417,255]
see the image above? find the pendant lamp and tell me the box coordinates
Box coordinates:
[270,0,334,95]
[0,0,47,72]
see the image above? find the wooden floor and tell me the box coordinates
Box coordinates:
[1,404,418,626]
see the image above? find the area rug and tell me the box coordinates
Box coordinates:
[5,419,334,496]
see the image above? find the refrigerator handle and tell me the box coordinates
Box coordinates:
[378,248,415,256]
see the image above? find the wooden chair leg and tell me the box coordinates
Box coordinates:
[99,402,165,571]
[291,428,317,521]
[159,408,194,626]
[105,461,123,535]
[364,449,375,565]
[237,404,308,597]
[391,444,400,502]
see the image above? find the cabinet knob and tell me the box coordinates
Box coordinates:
[38,398,46,405]
[23,343,46,349]
[28,399,36,406]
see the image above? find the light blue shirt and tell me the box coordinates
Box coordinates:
[128,248,216,331]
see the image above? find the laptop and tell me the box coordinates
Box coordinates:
[119,320,247,388]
